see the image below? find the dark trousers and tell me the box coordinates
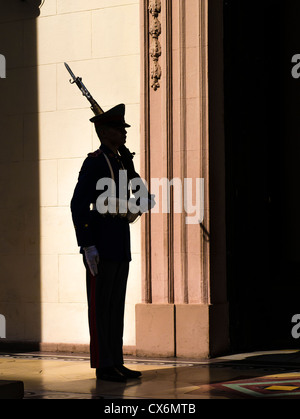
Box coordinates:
[84,257,130,369]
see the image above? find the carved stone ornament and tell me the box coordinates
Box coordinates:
[149,0,162,90]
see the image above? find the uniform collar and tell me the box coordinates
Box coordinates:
[100,144,119,158]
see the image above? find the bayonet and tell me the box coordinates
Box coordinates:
[64,62,104,116]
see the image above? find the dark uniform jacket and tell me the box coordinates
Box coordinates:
[71,144,131,262]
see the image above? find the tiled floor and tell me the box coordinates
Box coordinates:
[1,350,300,399]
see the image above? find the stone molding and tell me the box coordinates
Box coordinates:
[149,0,162,90]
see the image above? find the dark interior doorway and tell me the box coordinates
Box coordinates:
[224,0,300,352]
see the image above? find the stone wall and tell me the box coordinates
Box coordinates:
[0,0,141,349]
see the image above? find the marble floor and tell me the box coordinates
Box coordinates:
[1,350,300,399]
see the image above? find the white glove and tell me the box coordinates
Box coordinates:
[83,245,100,276]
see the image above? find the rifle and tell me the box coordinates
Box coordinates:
[64,62,104,116]
[64,62,137,161]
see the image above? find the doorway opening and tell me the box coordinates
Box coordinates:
[224,0,300,351]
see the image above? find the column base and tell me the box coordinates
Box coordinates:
[176,303,229,358]
[135,304,175,357]
[135,303,229,359]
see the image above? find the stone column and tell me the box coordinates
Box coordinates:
[136,0,229,358]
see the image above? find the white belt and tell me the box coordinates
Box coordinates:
[90,153,140,223]
[90,200,141,224]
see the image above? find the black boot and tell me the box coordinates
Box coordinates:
[115,365,142,379]
[96,366,127,382]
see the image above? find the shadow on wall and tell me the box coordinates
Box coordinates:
[0,0,42,348]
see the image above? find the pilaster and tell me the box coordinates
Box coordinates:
[137,0,229,359]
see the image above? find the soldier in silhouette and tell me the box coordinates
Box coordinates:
[71,104,153,382]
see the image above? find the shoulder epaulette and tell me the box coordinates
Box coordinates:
[88,149,103,158]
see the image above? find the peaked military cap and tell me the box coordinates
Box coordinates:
[90,103,131,128]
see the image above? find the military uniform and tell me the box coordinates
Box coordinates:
[71,105,133,372]
[71,145,131,262]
